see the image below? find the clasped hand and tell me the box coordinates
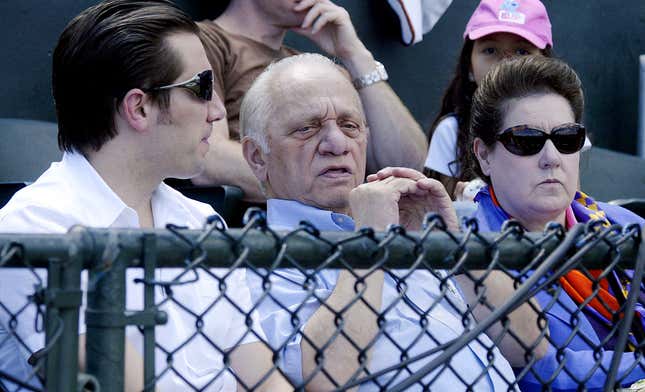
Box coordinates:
[349,167,458,232]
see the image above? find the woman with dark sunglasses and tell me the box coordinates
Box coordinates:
[471,55,645,391]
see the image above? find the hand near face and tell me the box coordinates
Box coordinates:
[454,178,486,202]
[291,0,365,61]
[454,181,467,201]
[349,176,419,231]
[366,167,459,231]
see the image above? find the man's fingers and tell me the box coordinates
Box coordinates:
[300,2,322,29]
[375,167,426,181]
[300,2,334,29]
[453,181,467,200]
[372,167,395,180]
[362,176,435,200]
[417,178,451,197]
[293,0,319,12]
[388,177,423,196]
[366,173,379,182]
[311,12,336,34]
[301,2,348,31]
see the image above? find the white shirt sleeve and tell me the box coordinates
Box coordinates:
[0,204,75,234]
[0,204,88,349]
[424,116,460,177]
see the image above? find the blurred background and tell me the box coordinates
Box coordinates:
[0,0,643,201]
[1,1,644,153]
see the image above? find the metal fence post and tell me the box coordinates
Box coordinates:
[85,231,127,392]
[638,54,645,158]
[44,255,62,390]
[44,235,83,392]
[142,234,156,392]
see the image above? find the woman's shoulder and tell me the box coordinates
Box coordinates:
[433,115,459,137]
[425,115,461,176]
[598,201,645,227]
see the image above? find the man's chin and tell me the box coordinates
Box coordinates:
[305,194,351,215]
[168,162,205,181]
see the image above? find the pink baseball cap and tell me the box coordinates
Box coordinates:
[464,0,553,49]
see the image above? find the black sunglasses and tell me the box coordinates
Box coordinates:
[149,70,213,101]
[495,123,586,156]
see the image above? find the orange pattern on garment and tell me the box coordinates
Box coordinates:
[559,270,621,322]
[489,187,621,323]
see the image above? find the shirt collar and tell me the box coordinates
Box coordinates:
[61,151,137,227]
[151,182,210,229]
[62,151,189,229]
[267,199,355,232]
[564,205,577,230]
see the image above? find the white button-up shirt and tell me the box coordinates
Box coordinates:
[250,199,516,391]
[0,151,257,391]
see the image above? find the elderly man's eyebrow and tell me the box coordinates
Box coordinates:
[336,107,364,120]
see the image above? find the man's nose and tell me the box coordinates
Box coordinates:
[318,121,349,155]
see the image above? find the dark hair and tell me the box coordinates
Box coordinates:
[469,55,584,182]
[52,0,199,153]
[428,40,553,182]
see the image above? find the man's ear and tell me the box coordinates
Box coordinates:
[120,88,153,133]
[473,137,492,176]
[242,136,268,183]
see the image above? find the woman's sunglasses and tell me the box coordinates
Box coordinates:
[149,70,213,101]
[495,123,586,156]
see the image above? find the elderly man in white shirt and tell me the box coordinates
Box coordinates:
[239,53,524,391]
[0,1,289,391]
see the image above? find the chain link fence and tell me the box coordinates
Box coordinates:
[0,213,643,391]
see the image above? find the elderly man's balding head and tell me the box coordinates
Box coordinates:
[240,53,364,151]
[241,53,368,214]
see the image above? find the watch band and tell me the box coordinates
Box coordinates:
[352,61,388,90]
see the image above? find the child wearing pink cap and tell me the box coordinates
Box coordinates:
[424,0,555,198]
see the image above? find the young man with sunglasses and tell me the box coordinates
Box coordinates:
[194,0,428,202]
[0,0,289,390]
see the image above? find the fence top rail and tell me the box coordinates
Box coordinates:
[0,221,640,270]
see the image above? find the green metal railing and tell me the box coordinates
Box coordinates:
[0,216,643,391]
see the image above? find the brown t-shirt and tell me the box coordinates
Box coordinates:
[198,20,299,141]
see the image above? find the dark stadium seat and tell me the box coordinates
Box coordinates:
[0,118,60,183]
[609,198,645,219]
[579,147,645,201]
[165,180,250,227]
[0,182,27,209]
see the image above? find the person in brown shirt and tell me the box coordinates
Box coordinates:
[194,0,428,202]
[198,22,299,141]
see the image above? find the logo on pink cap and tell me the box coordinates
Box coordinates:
[499,0,526,24]
[464,0,553,49]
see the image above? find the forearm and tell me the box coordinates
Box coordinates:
[455,272,549,367]
[231,342,292,391]
[301,269,384,390]
[192,134,266,203]
[341,49,427,173]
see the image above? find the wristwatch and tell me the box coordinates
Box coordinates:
[353,61,388,90]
